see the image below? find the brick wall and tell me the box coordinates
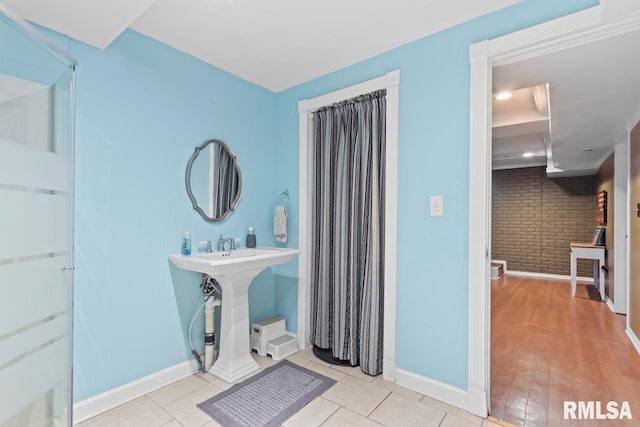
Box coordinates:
[492,167,596,276]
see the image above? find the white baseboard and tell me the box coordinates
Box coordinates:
[605,297,616,313]
[73,359,198,424]
[395,368,468,413]
[626,327,640,356]
[382,358,396,383]
[466,388,488,418]
[506,270,594,283]
[491,260,507,269]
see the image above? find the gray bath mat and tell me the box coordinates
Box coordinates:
[197,360,336,427]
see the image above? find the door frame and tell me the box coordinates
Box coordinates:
[468,5,640,417]
[297,70,400,381]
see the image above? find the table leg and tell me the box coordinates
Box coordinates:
[598,257,605,301]
[570,251,577,296]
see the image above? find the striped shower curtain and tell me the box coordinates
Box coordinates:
[310,90,386,376]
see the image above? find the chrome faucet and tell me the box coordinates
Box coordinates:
[217,234,226,251]
[217,235,236,251]
[227,237,236,250]
[206,240,213,253]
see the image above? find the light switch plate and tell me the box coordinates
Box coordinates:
[430,195,444,217]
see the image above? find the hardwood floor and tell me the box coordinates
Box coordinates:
[490,275,640,427]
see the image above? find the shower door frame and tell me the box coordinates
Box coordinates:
[0,3,77,425]
[297,70,400,382]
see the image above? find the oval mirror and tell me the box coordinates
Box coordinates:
[185,139,242,222]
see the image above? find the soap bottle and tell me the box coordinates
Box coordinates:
[182,231,192,255]
[246,227,256,248]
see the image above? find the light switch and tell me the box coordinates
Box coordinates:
[430,195,444,217]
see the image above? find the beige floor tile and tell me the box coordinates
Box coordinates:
[294,348,331,366]
[81,396,172,427]
[421,395,456,411]
[160,421,182,427]
[371,376,423,401]
[322,407,383,426]
[286,351,311,367]
[147,375,210,407]
[251,352,278,369]
[197,373,232,390]
[421,396,483,425]
[282,397,339,427]
[451,410,484,426]
[482,420,503,427]
[369,393,445,427]
[304,362,347,382]
[322,376,389,417]
[163,383,225,427]
[441,413,482,427]
[330,364,377,383]
[202,420,222,426]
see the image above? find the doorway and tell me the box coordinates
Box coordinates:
[297,71,400,381]
[468,5,640,420]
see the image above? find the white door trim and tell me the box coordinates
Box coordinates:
[297,70,400,381]
[468,5,640,417]
[614,136,629,314]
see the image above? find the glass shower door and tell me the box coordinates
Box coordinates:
[0,8,76,427]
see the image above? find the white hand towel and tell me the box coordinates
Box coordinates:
[274,205,288,243]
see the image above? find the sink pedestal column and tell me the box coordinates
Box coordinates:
[209,269,261,383]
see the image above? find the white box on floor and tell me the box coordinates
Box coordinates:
[251,316,286,341]
[491,260,506,279]
[250,316,298,360]
[266,334,298,361]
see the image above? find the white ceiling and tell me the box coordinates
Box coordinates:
[492,27,640,175]
[7,0,640,174]
[3,0,522,92]
[3,0,157,49]
[492,85,549,170]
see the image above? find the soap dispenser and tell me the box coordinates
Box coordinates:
[182,231,192,255]
[246,227,256,248]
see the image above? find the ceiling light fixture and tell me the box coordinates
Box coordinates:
[495,92,512,100]
[522,152,534,158]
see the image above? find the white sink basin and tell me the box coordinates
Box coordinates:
[168,246,299,383]
[170,247,298,277]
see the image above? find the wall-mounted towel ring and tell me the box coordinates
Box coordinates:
[276,190,289,206]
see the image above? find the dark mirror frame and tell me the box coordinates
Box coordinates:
[185,139,242,222]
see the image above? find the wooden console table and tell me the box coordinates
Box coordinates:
[570,243,605,300]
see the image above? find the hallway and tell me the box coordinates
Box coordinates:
[491,275,640,426]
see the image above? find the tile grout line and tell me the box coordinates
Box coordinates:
[315,398,342,427]
[155,401,181,427]
[364,388,391,420]
[144,394,179,427]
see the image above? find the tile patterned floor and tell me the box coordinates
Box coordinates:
[76,349,498,427]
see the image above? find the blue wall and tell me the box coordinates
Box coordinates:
[273,0,598,389]
[0,15,69,85]
[28,0,598,403]
[61,29,280,401]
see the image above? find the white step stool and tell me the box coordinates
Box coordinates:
[250,316,298,361]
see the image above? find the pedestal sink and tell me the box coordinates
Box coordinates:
[169,247,299,383]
